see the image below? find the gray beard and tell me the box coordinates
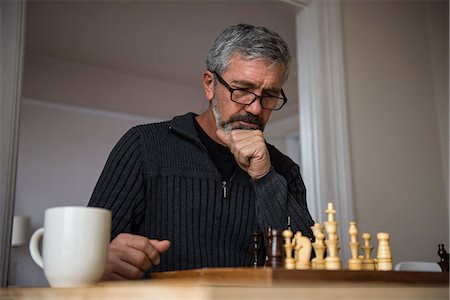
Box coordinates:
[212,98,233,133]
[211,98,265,132]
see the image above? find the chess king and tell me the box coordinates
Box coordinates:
[88,23,316,280]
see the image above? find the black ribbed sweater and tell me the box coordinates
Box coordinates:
[88,113,314,274]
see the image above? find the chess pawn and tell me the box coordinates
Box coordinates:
[361,232,376,271]
[282,229,295,270]
[311,223,326,270]
[376,232,393,271]
[311,232,326,270]
[293,231,311,270]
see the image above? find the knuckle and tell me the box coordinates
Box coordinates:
[135,251,150,267]
[129,268,144,279]
[135,238,148,249]
[112,233,131,246]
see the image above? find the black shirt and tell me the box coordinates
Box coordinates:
[194,118,237,181]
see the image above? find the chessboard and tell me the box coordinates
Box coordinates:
[150,267,449,287]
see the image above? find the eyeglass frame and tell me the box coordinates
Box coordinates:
[208,70,288,110]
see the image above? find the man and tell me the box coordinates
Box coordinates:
[88,24,315,280]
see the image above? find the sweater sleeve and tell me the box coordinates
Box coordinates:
[252,164,315,239]
[88,128,146,239]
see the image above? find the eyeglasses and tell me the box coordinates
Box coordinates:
[209,70,288,110]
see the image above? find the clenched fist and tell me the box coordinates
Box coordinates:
[216,129,271,180]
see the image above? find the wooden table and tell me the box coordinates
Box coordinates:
[1,268,448,300]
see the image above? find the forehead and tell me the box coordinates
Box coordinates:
[224,54,286,86]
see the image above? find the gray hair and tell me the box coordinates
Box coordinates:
[206,24,291,82]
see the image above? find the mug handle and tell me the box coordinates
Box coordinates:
[29,228,44,269]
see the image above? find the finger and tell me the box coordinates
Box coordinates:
[150,239,171,254]
[104,248,146,280]
[216,129,230,146]
[230,133,264,164]
[109,272,127,281]
[110,234,152,270]
[120,244,153,271]
[144,240,171,266]
[112,258,145,279]
[228,130,264,153]
[236,147,254,168]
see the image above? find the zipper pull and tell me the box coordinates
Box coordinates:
[222,181,227,199]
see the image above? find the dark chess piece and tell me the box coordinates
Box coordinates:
[264,226,272,264]
[251,231,261,268]
[265,228,284,268]
[437,244,449,272]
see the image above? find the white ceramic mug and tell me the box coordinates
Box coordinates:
[29,206,111,287]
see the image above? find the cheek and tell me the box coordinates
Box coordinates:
[261,110,272,124]
[217,93,242,115]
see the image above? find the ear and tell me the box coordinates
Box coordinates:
[202,70,215,101]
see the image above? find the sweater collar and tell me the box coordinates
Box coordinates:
[170,112,252,182]
[169,112,205,149]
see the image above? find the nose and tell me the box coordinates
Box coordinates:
[244,96,263,115]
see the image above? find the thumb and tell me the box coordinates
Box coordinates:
[216,129,230,146]
[150,239,171,253]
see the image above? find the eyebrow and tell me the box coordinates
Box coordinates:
[229,79,280,95]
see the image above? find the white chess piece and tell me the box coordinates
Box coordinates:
[324,202,342,270]
[282,229,295,270]
[294,231,311,270]
[361,232,376,271]
[376,232,392,271]
[348,222,362,270]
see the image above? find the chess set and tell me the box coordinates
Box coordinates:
[253,202,393,271]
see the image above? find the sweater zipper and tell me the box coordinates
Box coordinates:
[221,170,238,200]
[222,181,227,199]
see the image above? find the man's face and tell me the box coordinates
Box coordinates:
[211,55,285,132]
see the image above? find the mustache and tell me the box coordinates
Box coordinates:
[222,113,265,130]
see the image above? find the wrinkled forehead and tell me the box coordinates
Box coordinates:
[224,53,288,81]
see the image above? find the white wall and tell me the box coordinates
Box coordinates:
[11,98,161,286]
[23,53,207,120]
[342,0,448,262]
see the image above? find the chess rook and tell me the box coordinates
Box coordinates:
[376,232,393,271]
[265,229,284,268]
